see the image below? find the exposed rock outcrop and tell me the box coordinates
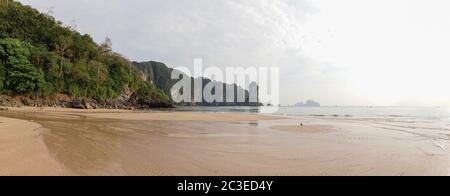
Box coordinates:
[0,89,174,110]
[133,61,262,106]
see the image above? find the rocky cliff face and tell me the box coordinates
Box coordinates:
[0,85,174,110]
[133,61,261,106]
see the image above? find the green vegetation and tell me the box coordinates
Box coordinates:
[0,1,171,106]
[0,38,44,93]
[134,61,262,106]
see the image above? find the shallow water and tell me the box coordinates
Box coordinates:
[172,106,450,136]
[2,108,450,176]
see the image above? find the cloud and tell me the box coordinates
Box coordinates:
[18,0,311,63]
[24,0,450,106]
[18,0,330,105]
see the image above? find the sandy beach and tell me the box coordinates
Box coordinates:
[0,115,70,175]
[1,107,450,176]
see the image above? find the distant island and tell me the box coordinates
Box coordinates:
[294,100,321,107]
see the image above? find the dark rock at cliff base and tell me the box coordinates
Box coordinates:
[70,98,85,109]
[0,92,173,110]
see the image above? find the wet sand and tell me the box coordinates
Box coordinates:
[270,125,335,133]
[1,107,450,176]
[0,116,71,175]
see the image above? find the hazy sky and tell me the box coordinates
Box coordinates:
[17,0,450,106]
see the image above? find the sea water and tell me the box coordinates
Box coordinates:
[170,106,449,119]
[167,106,450,133]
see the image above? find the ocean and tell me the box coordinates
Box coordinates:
[170,106,448,119]
[167,106,450,132]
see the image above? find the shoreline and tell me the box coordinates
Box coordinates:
[0,115,71,176]
[1,107,449,176]
[3,106,286,121]
[0,107,289,175]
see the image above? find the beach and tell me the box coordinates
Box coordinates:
[1,107,450,176]
[0,115,70,175]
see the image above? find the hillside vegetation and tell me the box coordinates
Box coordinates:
[0,0,172,108]
[134,61,261,106]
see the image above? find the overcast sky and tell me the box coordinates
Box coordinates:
[17,0,450,106]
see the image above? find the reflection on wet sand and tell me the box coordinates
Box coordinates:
[2,108,450,176]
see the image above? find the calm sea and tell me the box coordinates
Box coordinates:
[169,106,449,119]
[163,106,450,131]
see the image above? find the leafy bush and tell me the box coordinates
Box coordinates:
[0,38,44,93]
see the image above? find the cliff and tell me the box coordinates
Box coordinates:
[133,61,261,106]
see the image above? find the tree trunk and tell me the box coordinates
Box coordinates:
[97,66,100,88]
[60,55,64,78]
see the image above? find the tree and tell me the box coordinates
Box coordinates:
[55,36,72,77]
[0,3,173,107]
[43,6,55,20]
[7,61,44,93]
[68,20,78,31]
[0,38,44,93]
[5,0,9,7]
[100,37,113,55]
[89,60,108,88]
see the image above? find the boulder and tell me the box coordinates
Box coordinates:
[70,97,96,109]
